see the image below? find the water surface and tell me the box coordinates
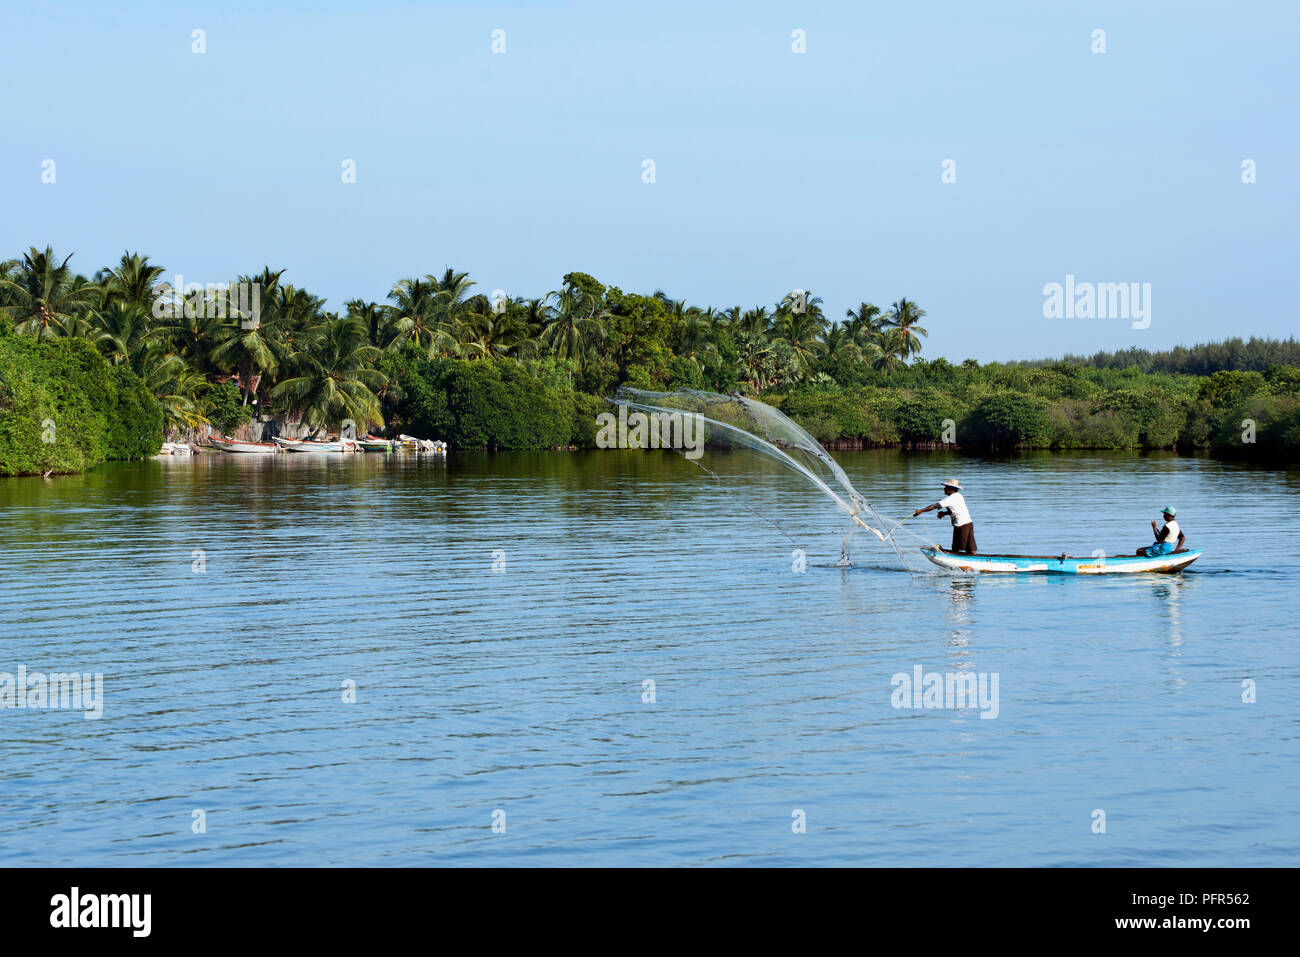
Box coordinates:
[1,450,1295,865]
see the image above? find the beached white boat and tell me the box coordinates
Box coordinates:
[398,434,448,453]
[272,436,354,453]
[210,436,279,454]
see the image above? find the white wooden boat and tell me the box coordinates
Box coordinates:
[272,436,354,453]
[210,436,279,454]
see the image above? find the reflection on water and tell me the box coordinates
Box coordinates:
[0,449,1295,865]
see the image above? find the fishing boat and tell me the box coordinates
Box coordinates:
[272,436,354,453]
[398,434,448,453]
[921,546,1203,575]
[356,436,395,452]
[210,436,279,454]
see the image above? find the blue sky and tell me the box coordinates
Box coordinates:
[3,0,1296,361]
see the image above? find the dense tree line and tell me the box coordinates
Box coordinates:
[1016,338,1300,376]
[3,246,1298,464]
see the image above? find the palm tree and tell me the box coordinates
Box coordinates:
[387,277,457,356]
[774,305,828,374]
[270,316,386,430]
[98,252,166,308]
[844,302,884,346]
[882,298,928,358]
[459,295,538,360]
[817,324,861,365]
[0,247,101,339]
[210,268,285,405]
[779,289,826,326]
[865,329,909,372]
[741,306,771,339]
[539,285,607,377]
[521,297,553,341]
[675,310,719,373]
[131,343,209,431]
[429,267,477,333]
[346,299,395,351]
[159,292,233,375]
[735,327,779,391]
[88,301,156,366]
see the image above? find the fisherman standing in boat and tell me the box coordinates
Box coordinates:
[912,479,977,555]
[1136,506,1184,557]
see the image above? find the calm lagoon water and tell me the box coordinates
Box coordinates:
[1,449,1296,866]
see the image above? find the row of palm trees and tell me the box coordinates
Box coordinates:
[662,292,929,391]
[0,246,930,432]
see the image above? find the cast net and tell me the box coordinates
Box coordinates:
[611,387,940,571]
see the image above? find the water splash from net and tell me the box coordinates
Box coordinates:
[611,387,939,571]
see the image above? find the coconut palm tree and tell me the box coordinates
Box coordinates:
[817,323,862,365]
[865,329,909,372]
[741,306,771,340]
[346,299,395,351]
[429,267,477,332]
[0,247,101,339]
[270,316,385,430]
[458,295,538,360]
[521,297,554,341]
[674,310,720,373]
[774,305,828,374]
[98,252,166,308]
[387,277,457,356]
[844,302,884,346]
[539,285,607,377]
[210,268,285,405]
[88,301,156,367]
[882,298,928,358]
[131,343,209,431]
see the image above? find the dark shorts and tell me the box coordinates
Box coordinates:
[951,522,977,554]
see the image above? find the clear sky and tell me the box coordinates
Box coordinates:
[3,0,1296,361]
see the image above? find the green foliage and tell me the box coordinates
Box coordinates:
[0,335,161,475]
[1264,365,1300,394]
[777,389,897,444]
[894,391,961,444]
[108,365,164,458]
[391,358,574,450]
[1197,370,1267,408]
[202,380,255,434]
[962,392,1051,450]
[4,244,1299,463]
[1016,337,1300,375]
[571,392,607,448]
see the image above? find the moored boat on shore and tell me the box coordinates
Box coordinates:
[272,436,354,453]
[397,434,447,453]
[210,436,279,454]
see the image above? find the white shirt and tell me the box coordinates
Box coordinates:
[1158,520,1180,544]
[938,491,972,527]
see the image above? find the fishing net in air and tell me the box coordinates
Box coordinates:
[611,387,939,571]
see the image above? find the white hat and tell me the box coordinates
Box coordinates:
[942,478,961,489]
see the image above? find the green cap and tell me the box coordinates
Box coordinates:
[1161,505,1176,517]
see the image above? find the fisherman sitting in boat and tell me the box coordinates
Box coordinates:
[1136,506,1184,557]
[912,478,977,555]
